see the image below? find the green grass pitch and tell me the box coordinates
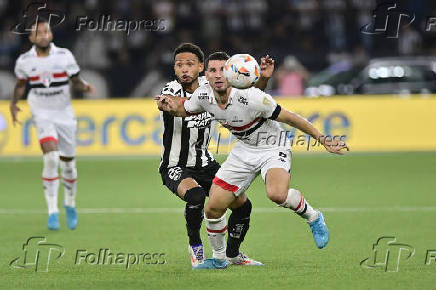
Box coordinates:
[1,152,436,290]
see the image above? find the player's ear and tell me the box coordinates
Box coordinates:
[199,62,204,73]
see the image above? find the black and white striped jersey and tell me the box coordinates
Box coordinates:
[159,76,215,171]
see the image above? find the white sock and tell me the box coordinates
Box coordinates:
[205,213,227,260]
[42,151,60,214]
[279,188,318,223]
[60,159,77,207]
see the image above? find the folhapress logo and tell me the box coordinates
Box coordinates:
[360,2,415,38]
[360,236,415,272]
[9,237,65,272]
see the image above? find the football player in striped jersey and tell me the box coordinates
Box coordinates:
[158,43,274,267]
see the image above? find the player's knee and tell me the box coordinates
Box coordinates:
[184,187,206,206]
[43,151,59,175]
[205,203,226,219]
[266,187,288,205]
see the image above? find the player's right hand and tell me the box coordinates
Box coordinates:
[320,136,349,155]
[9,103,22,127]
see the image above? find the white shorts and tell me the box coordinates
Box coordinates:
[33,116,77,157]
[213,142,291,196]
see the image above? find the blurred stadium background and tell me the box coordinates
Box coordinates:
[1,1,436,289]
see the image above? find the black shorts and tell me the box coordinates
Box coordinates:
[160,161,221,197]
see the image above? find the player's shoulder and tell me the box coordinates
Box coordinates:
[198,76,209,86]
[16,47,36,63]
[161,79,183,96]
[52,45,74,57]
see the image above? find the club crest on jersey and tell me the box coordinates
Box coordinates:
[40,71,52,88]
[168,167,183,181]
[237,96,248,105]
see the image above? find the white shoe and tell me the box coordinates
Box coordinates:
[188,244,206,267]
[226,252,263,266]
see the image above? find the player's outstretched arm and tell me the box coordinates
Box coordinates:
[276,108,349,155]
[10,79,27,127]
[154,95,188,117]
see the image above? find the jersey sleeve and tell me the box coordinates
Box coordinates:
[249,88,281,120]
[183,90,204,114]
[65,50,80,77]
[14,57,27,80]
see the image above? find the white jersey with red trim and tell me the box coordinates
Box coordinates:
[14,43,79,121]
[184,84,285,149]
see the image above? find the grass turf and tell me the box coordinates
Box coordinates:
[0,152,436,290]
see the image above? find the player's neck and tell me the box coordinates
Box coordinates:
[35,45,51,57]
[182,78,199,94]
[214,87,232,107]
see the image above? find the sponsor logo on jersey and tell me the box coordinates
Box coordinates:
[185,112,212,129]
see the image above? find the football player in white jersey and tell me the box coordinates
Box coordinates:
[159,43,275,267]
[157,52,349,269]
[10,19,95,231]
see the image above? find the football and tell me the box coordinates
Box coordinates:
[224,54,260,89]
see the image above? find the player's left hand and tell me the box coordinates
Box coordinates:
[260,55,275,79]
[85,83,96,97]
[320,136,349,155]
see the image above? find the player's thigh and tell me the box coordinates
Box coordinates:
[161,166,194,200]
[214,152,257,197]
[56,122,77,158]
[34,118,59,153]
[261,149,292,204]
[177,178,200,199]
[206,183,237,219]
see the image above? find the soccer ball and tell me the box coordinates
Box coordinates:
[224,54,260,89]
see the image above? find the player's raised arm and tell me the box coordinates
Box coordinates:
[276,109,349,155]
[255,55,274,91]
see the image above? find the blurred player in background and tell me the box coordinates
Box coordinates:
[158,43,274,267]
[9,19,95,230]
[158,52,348,269]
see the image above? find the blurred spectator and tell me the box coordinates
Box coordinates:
[399,26,422,56]
[275,56,309,97]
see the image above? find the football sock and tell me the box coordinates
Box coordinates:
[205,213,227,260]
[227,198,252,258]
[184,187,206,246]
[60,159,77,208]
[42,151,60,214]
[279,188,318,223]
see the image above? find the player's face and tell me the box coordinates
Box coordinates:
[174,52,204,86]
[29,22,53,49]
[206,60,229,94]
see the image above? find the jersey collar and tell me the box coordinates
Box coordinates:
[30,42,57,56]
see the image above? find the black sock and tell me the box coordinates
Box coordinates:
[227,198,252,258]
[183,187,206,246]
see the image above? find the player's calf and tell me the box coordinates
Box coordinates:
[227,198,252,258]
[42,151,60,216]
[183,187,206,247]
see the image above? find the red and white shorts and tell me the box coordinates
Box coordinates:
[33,116,77,157]
[213,142,291,196]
